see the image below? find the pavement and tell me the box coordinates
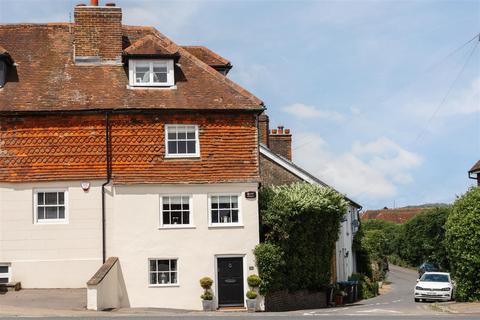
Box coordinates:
[0,265,479,319]
[432,301,480,314]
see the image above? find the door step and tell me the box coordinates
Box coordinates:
[218,306,246,312]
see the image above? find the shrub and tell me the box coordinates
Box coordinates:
[445,187,480,302]
[255,183,347,295]
[200,291,213,300]
[247,274,261,288]
[246,290,258,299]
[361,219,401,255]
[254,243,285,295]
[349,273,377,300]
[397,207,450,268]
[199,277,213,290]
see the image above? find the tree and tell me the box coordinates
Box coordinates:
[397,207,450,268]
[445,187,480,301]
[254,183,347,294]
[361,219,400,255]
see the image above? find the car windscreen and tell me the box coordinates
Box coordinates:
[420,274,449,282]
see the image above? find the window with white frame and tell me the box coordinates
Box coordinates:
[149,259,178,286]
[0,264,11,284]
[161,196,192,227]
[210,195,240,225]
[165,125,199,157]
[129,59,174,87]
[35,190,67,223]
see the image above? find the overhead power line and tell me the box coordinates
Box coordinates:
[413,39,479,146]
[293,32,480,152]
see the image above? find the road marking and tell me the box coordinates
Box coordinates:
[357,308,402,313]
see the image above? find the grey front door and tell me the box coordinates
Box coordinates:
[217,257,244,306]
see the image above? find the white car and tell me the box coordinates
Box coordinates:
[414,272,455,302]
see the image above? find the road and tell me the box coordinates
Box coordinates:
[0,265,476,319]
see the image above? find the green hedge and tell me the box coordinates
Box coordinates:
[254,183,347,295]
[445,187,480,301]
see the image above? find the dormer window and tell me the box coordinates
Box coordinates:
[0,61,6,88]
[129,59,174,87]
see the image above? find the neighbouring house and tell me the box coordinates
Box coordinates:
[468,160,480,186]
[0,1,264,310]
[258,113,362,283]
[361,207,429,224]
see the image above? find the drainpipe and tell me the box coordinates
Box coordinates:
[101,112,111,264]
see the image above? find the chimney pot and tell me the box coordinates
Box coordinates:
[271,129,277,134]
[277,126,284,134]
[285,129,290,134]
[90,0,99,5]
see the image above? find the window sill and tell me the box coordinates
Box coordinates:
[35,220,69,225]
[149,284,180,288]
[208,224,244,229]
[158,225,196,230]
[164,154,200,159]
[127,85,177,90]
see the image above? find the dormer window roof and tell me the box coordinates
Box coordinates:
[124,35,179,87]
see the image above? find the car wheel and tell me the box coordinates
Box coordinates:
[414,298,419,302]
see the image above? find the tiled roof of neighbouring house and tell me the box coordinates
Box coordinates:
[0,24,263,112]
[361,207,429,224]
[469,160,480,173]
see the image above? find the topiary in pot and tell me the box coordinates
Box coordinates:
[246,274,261,312]
[199,277,214,311]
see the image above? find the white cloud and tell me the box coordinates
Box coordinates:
[122,1,202,38]
[293,134,422,200]
[282,103,345,122]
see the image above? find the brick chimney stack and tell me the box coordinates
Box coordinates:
[73,1,122,64]
[258,112,270,146]
[269,125,292,160]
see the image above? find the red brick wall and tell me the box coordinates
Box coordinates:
[74,5,122,61]
[0,111,259,183]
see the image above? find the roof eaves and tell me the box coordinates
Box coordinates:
[260,144,362,208]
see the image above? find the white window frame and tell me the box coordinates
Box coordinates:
[33,188,69,224]
[148,258,179,287]
[208,194,243,227]
[128,59,174,87]
[159,195,194,229]
[0,263,11,284]
[164,124,200,158]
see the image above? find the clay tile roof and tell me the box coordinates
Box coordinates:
[124,34,178,56]
[361,207,428,224]
[0,24,263,112]
[182,46,231,67]
[469,160,480,173]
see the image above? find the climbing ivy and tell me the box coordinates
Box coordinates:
[254,182,347,294]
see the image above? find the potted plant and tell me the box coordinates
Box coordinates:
[199,277,214,311]
[334,287,346,306]
[246,274,261,312]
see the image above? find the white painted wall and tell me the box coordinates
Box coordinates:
[107,183,260,310]
[335,204,359,282]
[0,181,104,288]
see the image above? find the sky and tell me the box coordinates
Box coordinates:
[1,0,479,210]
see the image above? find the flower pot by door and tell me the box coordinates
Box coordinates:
[246,299,256,312]
[202,300,214,311]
